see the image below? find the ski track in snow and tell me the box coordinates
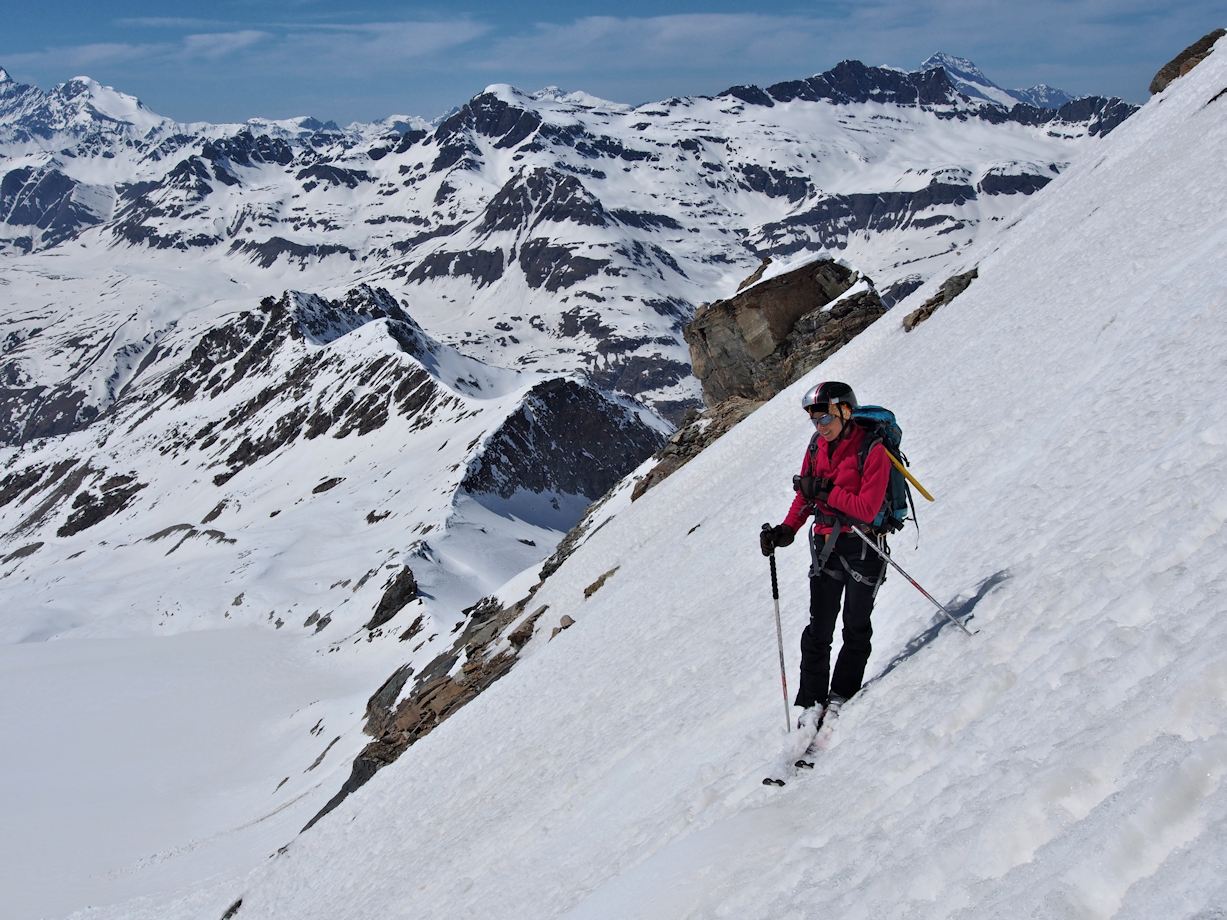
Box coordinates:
[52,40,1227,920]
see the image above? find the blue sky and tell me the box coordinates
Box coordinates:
[2,2,1222,123]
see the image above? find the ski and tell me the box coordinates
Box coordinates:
[797,713,839,767]
[760,716,825,785]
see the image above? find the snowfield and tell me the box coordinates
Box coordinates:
[44,37,1226,920]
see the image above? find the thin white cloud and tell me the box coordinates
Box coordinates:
[181,31,269,61]
[0,41,175,73]
[115,17,235,30]
[1,18,490,83]
[276,19,493,63]
[475,14,836,74]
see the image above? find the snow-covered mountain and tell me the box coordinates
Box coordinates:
[1,57,1134,421]
[920,52,1079,109]
[0,44,1186,920]
[15,34,1221,920]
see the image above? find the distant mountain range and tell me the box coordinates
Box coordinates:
[1,55,1133,421]
[0,52,1136,656]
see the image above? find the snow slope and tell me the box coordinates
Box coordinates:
[77,37,1227,920]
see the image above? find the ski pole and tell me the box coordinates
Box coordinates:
[762,524,792,733]
[845,523,976,637]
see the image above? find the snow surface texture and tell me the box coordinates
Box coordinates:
[60,37,1227,920]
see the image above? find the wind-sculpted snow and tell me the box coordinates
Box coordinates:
[68,39,1223,920]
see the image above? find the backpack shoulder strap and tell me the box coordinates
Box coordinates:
[857,432,882,475]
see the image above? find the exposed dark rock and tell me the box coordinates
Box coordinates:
[228,237,355,269]
[716,59,1135,135]
[764,60,963,107]
[2,541,42,563]
[631,397,763,501]
[57,475,147,537]
[220,898,243,920]
[477,167,609,233]
[903,268,978,331]
[584,353,693,414]
[312,477,344,494]
[460,377,665,502]
[434,92,543,150]
[684,259,883,406]
[365,567,419,631]
[735,165,812,201]
[721,84,775,107]
[201,500,227,524]
[978,171,1052,196]
[305,736,341,771]
[0,380,100,446]
[306,590,537,831]
[754,180,977,257]
[0,464,46,508]
[519,238,608,292]
[201,131,293,167]
[610,209,683,231]
[583,567,619,599]
[880,275,926,309]
[0,165,105,245]
[399,614,424,642]
[1048,96,1136,137]
[1150,30,1226,94]
[406,248,504,286]
[296,164,372,190]
[15,459,91,532]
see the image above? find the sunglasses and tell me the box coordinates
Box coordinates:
[807,406,837,424]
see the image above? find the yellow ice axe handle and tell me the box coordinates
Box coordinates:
[886,449,935,502]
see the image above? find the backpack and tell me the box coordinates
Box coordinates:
[807,406,916,534]
[851,405,915,534]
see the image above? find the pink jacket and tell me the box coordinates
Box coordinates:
[783,422,891,535]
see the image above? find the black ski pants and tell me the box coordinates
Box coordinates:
[795,532,887,709]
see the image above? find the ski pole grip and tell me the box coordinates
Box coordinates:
[762,524,780,599]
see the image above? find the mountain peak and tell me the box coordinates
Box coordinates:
[920,52,988,83]
[0,66,12,84]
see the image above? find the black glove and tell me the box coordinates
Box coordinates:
[760,523,794,556]
[794,475,833,503]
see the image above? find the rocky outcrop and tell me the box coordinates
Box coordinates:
[460,377,665,502]
[684,259,885,406]
[304,592,547,831]
[630,398,762,501]
[902,268,978,331]
[1150,30,1226,95]
[364,566,420,631]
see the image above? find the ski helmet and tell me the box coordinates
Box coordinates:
[801,381,858,413]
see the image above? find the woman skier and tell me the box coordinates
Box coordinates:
[759,380,891,731]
